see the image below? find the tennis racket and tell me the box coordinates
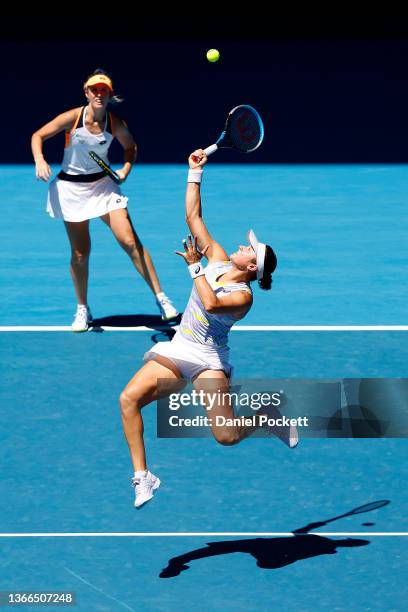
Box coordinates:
[193,105,264,162]
[293,500,390,534]
[89,150,121,184]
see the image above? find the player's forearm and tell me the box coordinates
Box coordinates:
[31,133,45,162]
[193,275,220,312]
[121,145,137,176]
[185,183,203,221]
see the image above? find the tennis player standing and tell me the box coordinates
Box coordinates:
[31,69,178,330]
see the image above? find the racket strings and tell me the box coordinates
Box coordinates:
[228,109,262,152]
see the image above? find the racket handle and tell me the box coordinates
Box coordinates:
[191,144,218,164]
[204,144,218,156]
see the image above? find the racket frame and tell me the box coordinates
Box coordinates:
[205,104,264,157]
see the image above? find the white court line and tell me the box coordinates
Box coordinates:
[0,327,403,540]
[65,568,136,612]
[1,326,408,332]
[0,532,406,537]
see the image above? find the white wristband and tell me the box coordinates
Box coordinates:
[188,262,205,279]
[187,169,203,183]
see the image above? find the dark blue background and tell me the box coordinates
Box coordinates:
[3,15,408,163]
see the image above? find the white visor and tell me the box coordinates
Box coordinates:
[247,229,266,280]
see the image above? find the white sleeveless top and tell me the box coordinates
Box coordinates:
[177,261,252,349]
[61,107,114,175]
[47,106,129,221]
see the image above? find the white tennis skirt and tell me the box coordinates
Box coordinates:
[46,175,128,222]
[144,332,233,382]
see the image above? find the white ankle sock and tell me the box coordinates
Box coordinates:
[134,470,148,478]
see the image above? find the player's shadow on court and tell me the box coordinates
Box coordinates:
[159,535,368,578]
[90,314,181,341]
[159,500,390,578]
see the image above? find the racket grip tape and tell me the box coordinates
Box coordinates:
[204,144,218,156]
[191,144,218,164]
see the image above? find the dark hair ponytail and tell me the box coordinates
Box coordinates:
[258,275,272,291]
[91,67,109,77]
[258,245,277,291]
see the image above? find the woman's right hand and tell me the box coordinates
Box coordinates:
[35,158,52,182]
[188,149,207,169]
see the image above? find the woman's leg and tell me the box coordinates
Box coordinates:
[102,208,162,294]
[193,370,262,445]
[64,220,91,305]
[119,356,186,472]
[194,370,298,448]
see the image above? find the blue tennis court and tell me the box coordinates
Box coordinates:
[1,165,407,610]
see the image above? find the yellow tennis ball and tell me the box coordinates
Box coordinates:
[206,49,220,63]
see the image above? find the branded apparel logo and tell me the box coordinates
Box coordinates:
[99,141,107,145]
[195,266,200,274]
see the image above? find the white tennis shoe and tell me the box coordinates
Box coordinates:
[156,293,179,321]
[261,404,299,448]
[71,305,92,332]
[132,470,161,508]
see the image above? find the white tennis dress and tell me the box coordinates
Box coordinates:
[144,261,252,380]
[46,107,128,221]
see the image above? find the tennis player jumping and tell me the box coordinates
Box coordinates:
[120,149,297,508]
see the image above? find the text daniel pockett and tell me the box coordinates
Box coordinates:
[168,414,309,428]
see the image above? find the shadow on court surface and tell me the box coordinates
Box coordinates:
[160,500,390,578]
[159,535,369,578]
[90,313,181,341]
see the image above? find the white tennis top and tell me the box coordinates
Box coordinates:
[176,261,252,349]
[61,107,114,175]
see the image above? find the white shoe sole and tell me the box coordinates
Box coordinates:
[134,477,161,509]
[71,319,92,332]
[268,424,299,448]
[160,312,179,321]
[71,325,89,333]
[285,426,299,448]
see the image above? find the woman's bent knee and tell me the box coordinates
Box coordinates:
[214,429,239,446]
[71,250,90,265]
[119,390,139,416]
[120,240,142,257]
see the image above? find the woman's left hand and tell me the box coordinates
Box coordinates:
[175,235,209,264]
